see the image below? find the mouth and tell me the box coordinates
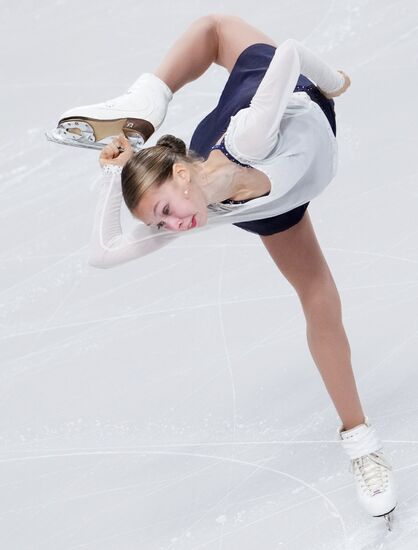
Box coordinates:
[188,215,197,230]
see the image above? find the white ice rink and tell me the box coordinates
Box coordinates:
[1,1,418,548]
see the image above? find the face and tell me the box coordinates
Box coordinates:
[133,162,208,232]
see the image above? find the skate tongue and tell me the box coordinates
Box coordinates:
[357,454,387,495]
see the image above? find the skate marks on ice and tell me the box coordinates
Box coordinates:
[3,442,418,550]
[0,446,350,550]
[1,442,418,549]
[347,504,418,550]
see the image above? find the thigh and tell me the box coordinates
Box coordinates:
[215,15,277,73]
[260,212,336,301]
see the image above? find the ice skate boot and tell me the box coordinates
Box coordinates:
[46,73,173,151]
[339,418,397,531]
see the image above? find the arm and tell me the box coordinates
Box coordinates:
[225,39,349,162]
[88,168,179,268]
[88,138,179,269]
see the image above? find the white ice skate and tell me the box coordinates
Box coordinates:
[46,73,173,151]
[339,418,397,531]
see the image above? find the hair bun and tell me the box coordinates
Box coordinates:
[156,134,187,155]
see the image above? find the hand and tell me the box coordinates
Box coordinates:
[321,70,351,99]
[99,134,133,168]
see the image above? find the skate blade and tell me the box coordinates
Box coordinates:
[384,513,392,531]
[45,117,145,151]
[373,505,396,532]
[45,128,106,151]
[383,511,394,532]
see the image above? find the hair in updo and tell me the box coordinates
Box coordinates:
[121,134,202,213]
[157,134,187,155]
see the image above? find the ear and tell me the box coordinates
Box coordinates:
[172,162,191,183]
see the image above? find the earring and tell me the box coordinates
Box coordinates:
[184,189,189,197]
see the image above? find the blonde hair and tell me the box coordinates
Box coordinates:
[121,134,202,212]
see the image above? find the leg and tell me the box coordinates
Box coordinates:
[262,213,398,522]
[260,212,365,430]
[48,16,276,149]
[215,15,277,72]
[154,15,219,93]
[154,14,277,93]
[48,15,220,149]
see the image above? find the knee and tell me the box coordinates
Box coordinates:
[299,277,343,323]
[192,14,219,31]
[190,14,219,50]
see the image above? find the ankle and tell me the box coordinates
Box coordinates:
[340,415,367,432]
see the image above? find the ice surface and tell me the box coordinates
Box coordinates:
[1,0,418,548]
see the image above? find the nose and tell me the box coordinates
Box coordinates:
[165,216,189,232]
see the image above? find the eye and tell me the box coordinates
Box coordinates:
[156,205,170,230]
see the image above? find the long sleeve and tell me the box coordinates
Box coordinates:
[88,166,179,268]
[225,38,344,162]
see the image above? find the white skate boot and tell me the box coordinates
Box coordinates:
[339,418,397,531]
[46,73,173,151]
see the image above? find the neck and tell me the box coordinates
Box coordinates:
[195,153,244,205]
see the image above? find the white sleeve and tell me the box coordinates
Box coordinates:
[225,39,344,162]
[88,166,179,268]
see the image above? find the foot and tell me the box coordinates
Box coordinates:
[46,73,173,151]
[339,419,397,518]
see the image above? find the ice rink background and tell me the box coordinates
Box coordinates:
[1,0,418,548]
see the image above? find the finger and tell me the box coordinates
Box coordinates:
[117,133,133,150]
[108,142,121,155]
[100,147,114,160]
[110,137,128,154]
[104,135,133,158]
[117,133,130,143]
[109,137,122,152]
[112,134,128,145]
[107,142,122,158]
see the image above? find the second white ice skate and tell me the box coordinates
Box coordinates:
[46,73,173,151]
[339,419,397,531]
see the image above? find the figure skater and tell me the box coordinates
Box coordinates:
[48,14,397,528]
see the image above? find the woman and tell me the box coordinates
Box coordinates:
[50,15,396,526]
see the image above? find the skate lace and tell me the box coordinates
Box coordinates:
[352,451,391,495]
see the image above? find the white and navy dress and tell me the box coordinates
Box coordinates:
[189,42,337,236]
[89,39,344,268]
